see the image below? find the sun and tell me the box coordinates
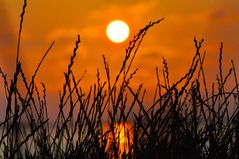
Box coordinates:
[106,20,130,43]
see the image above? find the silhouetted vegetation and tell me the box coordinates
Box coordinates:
[1,1,239,158]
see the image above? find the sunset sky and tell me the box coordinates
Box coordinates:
[0,0,239,116]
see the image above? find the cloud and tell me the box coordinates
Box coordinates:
[0,2,17,76]
[47,28,80,41]
[89,0,157,23]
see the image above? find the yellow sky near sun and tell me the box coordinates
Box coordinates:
[0,0,239,106]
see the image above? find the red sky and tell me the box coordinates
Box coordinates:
[0,0,239,117]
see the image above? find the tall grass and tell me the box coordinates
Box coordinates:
[1,1,239,159]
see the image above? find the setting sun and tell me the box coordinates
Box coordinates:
[106,20,130,43]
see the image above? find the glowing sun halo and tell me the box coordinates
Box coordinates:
[106,20,130,43]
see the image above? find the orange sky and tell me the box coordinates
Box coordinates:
[1,0,239,116]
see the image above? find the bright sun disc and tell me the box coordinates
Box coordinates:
[106,20,130,43]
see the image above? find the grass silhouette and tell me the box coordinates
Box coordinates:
[1,1,239,159]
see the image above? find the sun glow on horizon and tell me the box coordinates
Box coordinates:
[106,20,130,43]
[103,123,133,156]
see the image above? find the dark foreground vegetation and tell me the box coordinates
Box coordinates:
[1,1,239,158]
